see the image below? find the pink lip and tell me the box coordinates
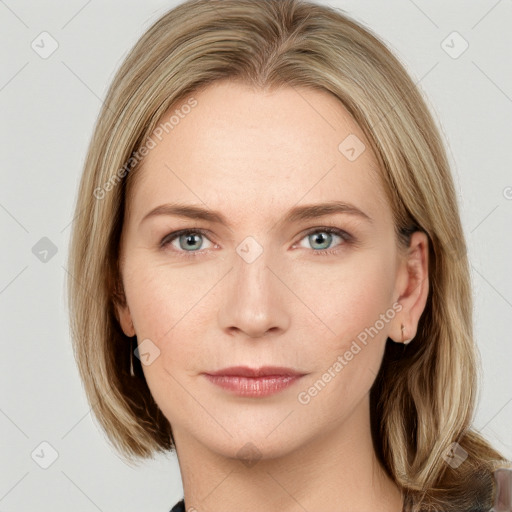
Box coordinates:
[206,366,303,377]
[203,366,306,397]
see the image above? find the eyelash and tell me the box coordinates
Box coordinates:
[160,227,354,259]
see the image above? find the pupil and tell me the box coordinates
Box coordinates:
[313,232,330,249]
[184,233,200,249]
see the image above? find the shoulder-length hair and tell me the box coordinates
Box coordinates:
[67,0,511,510]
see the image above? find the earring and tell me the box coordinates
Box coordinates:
[401,324,413,345]
[129,335,138,377]
[129,338,135,377]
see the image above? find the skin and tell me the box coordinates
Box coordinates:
[116,80,429,512]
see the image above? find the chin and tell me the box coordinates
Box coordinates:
[192,415,314,464]
[210,433,302,464]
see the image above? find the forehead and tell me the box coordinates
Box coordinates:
[126,80,389,228]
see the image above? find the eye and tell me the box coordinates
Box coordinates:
[160,226,353,259]
[161,228,214,256]
[295,227,352,256]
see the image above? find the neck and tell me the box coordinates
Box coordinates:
[172,394,403,512]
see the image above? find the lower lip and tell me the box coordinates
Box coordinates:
[203,374,303,397]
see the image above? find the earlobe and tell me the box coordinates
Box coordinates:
[115,303,136,337]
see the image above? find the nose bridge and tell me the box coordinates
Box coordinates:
[235,234,271,292]
[233,234,275,309]
[217,233,289,338]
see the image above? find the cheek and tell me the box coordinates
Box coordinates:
[123,258,216,343]
[292,259,395,418]
[123,261,216,394]
[124,242,396,352]
[290,252,396,348]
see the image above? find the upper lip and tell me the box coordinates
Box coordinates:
[204,366,304,377]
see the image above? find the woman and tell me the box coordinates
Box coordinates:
[67,0,511,510]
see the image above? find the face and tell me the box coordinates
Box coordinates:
[116,80,421,461]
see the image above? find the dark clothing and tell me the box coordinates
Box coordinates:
[169,499,185,512]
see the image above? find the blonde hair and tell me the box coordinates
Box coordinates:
[67,0,511,510]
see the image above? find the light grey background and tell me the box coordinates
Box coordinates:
[1,1,511,510]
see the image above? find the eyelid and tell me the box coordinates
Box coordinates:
[298,225,352,241]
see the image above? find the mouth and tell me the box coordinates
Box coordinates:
[202,366,307,397]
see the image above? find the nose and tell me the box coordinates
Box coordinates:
[217,243,290,340]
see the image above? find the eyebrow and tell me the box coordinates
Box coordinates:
[139,200,373,229]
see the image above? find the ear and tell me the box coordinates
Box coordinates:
[391,230,430,343]
[112,255,136,338]
[114,302,136,338]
